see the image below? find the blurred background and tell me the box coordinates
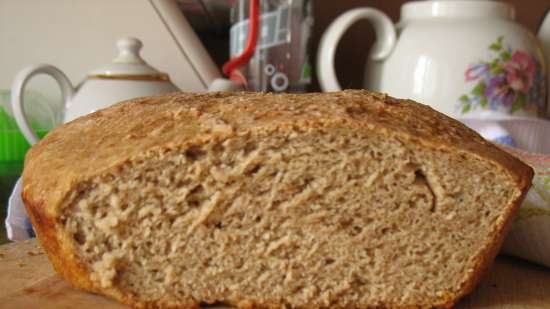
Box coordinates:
[185,0,549,90]
[162,1,550,90]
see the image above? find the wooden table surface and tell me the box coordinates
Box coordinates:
[0,239,549,309]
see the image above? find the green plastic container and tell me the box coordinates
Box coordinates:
[0,90,51,215]
[0,107,48,173]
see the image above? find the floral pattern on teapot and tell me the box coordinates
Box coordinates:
[457,36,546,116]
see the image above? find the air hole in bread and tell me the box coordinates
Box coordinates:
[415,169,437,212]
[185,146,206,162]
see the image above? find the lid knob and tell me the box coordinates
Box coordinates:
[88,37,171,79]
[113,37,146,64]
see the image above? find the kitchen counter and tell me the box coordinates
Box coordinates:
[0,239,549,308]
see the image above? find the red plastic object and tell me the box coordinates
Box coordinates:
[222,0,260,78]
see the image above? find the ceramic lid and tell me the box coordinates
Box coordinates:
[88,37,169,81]
[401,0,515,20]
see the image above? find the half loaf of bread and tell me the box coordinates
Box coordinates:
[22,90,532,309]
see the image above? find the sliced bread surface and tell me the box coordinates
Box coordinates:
[22,90,532,309]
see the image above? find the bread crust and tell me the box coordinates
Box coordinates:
[22,90,533,309]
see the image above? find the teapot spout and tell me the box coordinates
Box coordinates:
[538,9,550,114]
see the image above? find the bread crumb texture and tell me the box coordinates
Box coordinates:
[23,91,531,309]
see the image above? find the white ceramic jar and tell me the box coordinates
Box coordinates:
[11,38,180,145]
[317,0,547,119]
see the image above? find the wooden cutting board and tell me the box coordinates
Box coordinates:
[1,239,549,309]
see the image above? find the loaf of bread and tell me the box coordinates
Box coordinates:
[23,90,532,309]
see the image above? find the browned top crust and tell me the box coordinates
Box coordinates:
[22,90,533,218]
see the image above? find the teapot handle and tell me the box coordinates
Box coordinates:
[317,8,396,92]
[11,64,75,145]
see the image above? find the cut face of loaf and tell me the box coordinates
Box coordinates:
[22,91,532,309]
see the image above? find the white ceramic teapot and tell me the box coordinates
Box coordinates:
[317,0,547,119]
[11,37,179,145]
